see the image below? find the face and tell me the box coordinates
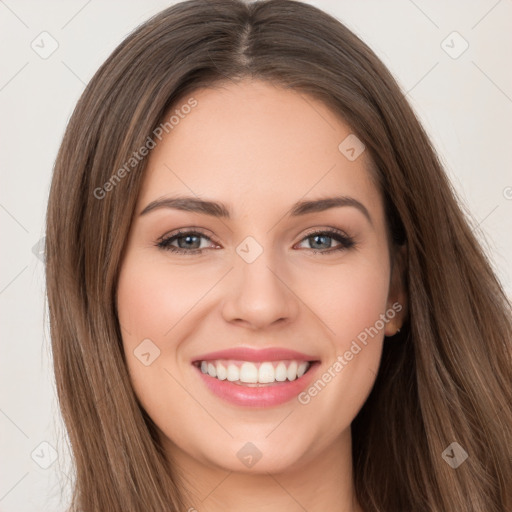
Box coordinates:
[116,79,405,476]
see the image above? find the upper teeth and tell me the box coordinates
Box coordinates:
[199,360,310,384]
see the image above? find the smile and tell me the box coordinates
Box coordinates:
[191,347,320,407]
[196,359,311,385]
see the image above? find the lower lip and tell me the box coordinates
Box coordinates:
[193,362,320,407]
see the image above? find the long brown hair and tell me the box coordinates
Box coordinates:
[45,0,512,510]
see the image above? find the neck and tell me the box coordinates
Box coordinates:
[164,427,363,512]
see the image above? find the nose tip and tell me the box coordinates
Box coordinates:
[221,257,298,330]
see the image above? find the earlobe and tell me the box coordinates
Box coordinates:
[385,244,408,337]
[385,323,402,337]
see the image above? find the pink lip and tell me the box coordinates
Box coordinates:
[194,362,320,408]
[192,347,317,363]
[191,347,321,408]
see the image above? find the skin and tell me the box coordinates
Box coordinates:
[117,79,407,512]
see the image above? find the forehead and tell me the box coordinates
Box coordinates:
[138,79,382,219]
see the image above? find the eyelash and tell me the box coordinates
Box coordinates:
[155,228,355,255]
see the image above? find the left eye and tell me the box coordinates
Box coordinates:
[156,229,355,255]
[296,230,354,252]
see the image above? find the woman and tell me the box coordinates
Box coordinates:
[45,0,512,510]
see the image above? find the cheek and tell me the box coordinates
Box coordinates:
[116,254,199,394]
[295,252,390,344]
[117,252,215,342]
[116,251,235,414]
[292,257,390,425]
[116,256,207,443]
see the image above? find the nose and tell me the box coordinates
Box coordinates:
[221,248,299,330]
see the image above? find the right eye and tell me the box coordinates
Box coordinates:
[156,229,218,254]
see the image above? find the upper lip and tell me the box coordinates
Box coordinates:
[192,347,319,363]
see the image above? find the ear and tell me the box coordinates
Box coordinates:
[384,244,408,336]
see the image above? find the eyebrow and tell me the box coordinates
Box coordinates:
[140,195,372,225]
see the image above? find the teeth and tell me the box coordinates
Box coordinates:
[297,362,308,377]
[207,363,217,378]
[287,361,298,381]
[275,362,287,381]
[226,364,239,382]
[240,362,258,383]
[198,359,312,384]
[258,362,275,383]
[216,363,227,380]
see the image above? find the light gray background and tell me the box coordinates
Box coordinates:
[1,1,511,510]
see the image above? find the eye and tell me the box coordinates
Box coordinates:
[156,228,355,255]
[295,229,355,254]
[156,229,217,254]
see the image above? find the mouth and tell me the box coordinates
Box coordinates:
[191,348,320,407]
[193,359,314,386]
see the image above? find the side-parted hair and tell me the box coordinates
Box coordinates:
[45,1,512,510]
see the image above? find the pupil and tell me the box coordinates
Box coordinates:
[179,235,200,249]
[312,234,330,249]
